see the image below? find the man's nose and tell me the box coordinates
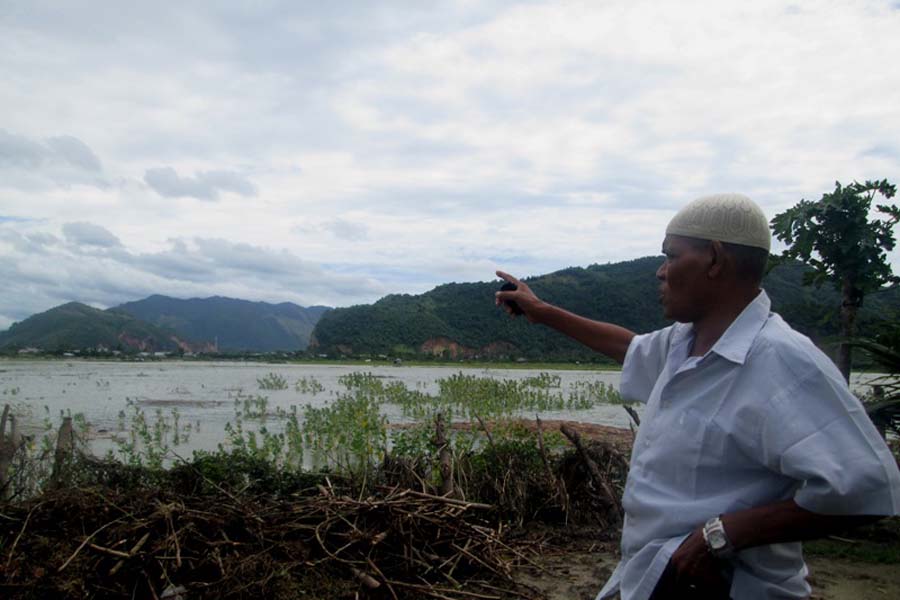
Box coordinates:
[656,261,666,280]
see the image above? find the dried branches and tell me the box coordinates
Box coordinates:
[0,479,535,599]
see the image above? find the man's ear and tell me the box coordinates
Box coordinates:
[707,240,726,279]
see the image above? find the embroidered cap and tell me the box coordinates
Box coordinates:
[666,193,771,251]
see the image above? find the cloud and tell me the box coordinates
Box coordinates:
[322,218,369,241]
[0,130,106,189]
[3,1,900,330]
[144,166,258,200]
[44,136,102,171]
[0,222,387,329]
[62,222,122,248]
[0,130,47,169]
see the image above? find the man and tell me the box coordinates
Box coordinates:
[495,194,900,600]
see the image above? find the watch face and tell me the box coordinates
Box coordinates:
[709,529,728,549]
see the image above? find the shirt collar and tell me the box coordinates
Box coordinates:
[707,289,771,365]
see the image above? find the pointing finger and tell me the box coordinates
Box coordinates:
[495,270,522,287]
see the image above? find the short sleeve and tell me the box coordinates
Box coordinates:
[620,326,675,404]
[761,369,900,515]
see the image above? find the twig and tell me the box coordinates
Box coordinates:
[5,501,42,569]
[366,557,397,600]
[59,516,126,572]
[473,411,496,451]
[827,535,860,544]
[560,424,621,522]
[88,543,132,558]
[400,489,493,510]
[535,416,568,519]
[623,404,641,427]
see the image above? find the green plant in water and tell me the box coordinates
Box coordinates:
[295,376,325,395]
[302,389,387,478]
[109,401,191,469]
[257,372,288,390]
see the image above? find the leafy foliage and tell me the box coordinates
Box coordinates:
[771,179,899,378]
[771,179,899,295]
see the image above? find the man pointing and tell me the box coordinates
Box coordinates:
[496,194,900,599]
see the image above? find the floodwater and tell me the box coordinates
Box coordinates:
[0,360,630,457]
[0,360,885,459]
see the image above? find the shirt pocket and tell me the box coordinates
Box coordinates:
[646,406,709,495]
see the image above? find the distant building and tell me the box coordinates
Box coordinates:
[17,347,42,354]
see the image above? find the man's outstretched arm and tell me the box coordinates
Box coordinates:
[495,270,635,364]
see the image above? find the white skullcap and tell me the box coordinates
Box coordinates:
[666,193,771,251]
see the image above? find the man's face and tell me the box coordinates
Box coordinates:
[656,235,713,323]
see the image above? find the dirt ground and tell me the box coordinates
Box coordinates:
[514,537,900,600]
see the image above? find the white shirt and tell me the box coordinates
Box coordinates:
[597,290,900,600]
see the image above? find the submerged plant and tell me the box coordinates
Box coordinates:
[257,372,289,390]
[295,376,325,395]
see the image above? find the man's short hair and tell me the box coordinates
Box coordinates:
[722,241,769,283]
[684,237,769,284]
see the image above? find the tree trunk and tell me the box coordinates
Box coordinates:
[838,278,860,384]
[51,416,75,488]
[433,413,454,497]
[0,404,24,500]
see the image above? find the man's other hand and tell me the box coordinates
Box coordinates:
[657,528,730,598]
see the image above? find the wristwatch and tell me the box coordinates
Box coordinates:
[702,516,734,558]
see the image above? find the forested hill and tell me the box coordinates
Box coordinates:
[114,295,331,352]
[310,257,900,361]
[0,302,185,352]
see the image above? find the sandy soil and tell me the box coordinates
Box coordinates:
[514,539,900,600]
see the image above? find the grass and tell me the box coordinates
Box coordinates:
[805,517,900,564]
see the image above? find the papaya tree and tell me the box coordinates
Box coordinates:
[771,179,899,382]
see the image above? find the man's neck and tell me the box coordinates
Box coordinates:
[690,288,761,357]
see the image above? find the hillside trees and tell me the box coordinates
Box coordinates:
[771,179,899,381]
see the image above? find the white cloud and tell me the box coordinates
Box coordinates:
[62,222,121,248]
[144,167,257,200]
[2,0,900,327]
[0,129,106,189]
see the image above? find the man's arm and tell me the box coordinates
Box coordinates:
[495,270,635,364]
[723,499,881,550]
[669,500,882,588]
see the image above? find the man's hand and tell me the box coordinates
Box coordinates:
[492,269,635,362]
[667,529,730,594]
[495,271,544,323]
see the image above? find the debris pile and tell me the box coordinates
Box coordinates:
[1,475,549,599]
[0,421,630,599]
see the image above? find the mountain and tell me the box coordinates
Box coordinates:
[0,302,186,352]
[310,257,900,361]
[114,295,331,352]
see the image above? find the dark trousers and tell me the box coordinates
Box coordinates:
[648,561,732,600]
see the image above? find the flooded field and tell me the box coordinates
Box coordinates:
[0,360,632,458]
[0,359,884,461]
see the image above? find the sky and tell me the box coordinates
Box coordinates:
[2,0,900,330]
